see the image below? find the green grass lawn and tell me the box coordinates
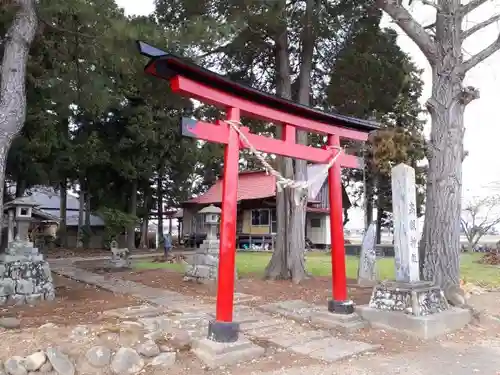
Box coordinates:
[134,252,500,286]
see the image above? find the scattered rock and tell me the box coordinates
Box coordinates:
[118,331,142,347]
[45,347,75,375]
[159,345,174,352]
[23,352,47,371]
[110,348,144,375]
[144,330,164,342]
[70,325,89,340]
[4,356,27,375]
[0,317,21,329]
[85,346,111,368]
[136,340,160,357]
[39,362,53,373]
[150,352,176,368]
[168,329,192,350]
[39,323,58,330]
[97,331,120,349]
[121,321,143,330]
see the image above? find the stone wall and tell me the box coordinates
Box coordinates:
[0,241,55,305]
[1,321,183,375]
[368,281,449,316]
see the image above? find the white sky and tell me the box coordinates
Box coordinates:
[116,0,500,229]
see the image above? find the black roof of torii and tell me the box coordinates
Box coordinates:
[137,41,379,134]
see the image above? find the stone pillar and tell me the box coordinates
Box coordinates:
[357,222,377,285]
[7,210,14,244]
[365,164,450,319]
[391,163,419,282]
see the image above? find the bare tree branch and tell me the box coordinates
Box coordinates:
[376,0,437,62]
[461,0,489,15]
[462,14,500,40]
[421,0,441,11]
[461,195,500,250]
[462,35,500,72]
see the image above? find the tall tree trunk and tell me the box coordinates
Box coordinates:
[59,180,68,248]
[83,185,91,248]
[421,1,468,290]
[140,218,149,249]
[422,74,465,287]
[157,167,164,238]
[0,0,37,246]
[139,186,151,249]
[76,185,84,248]
[265,0,316,283]
[375,208,382,245]
[265,21,294,280]
[288,0,316,283]
[15,177,26,197]
[127,180,138,250]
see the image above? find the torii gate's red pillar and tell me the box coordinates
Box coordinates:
[208,107,241,342]
[327,135,354,314]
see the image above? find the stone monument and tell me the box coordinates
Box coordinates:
[109,240,131,269]
[356,163,471,339]
[184,205,237,283]
[0,197,55,305]
[357,222,377,286]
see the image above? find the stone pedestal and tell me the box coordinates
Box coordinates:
[368,281,449,316]
[192,337,265,369]
[184,236,239,283]
[362,281,471,339]
[0,240,55,305]
[184,238,221,283]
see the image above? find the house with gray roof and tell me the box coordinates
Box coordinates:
[2,188,107,249]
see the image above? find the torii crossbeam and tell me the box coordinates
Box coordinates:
[138,41,378,343]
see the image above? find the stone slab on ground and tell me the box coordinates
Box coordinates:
[233,292,261,304]
[251,338,500,375]
[260,300,367,333]
[309,310,368,333]
[289,336,379,362]
[192,337,265,369]
[239,317,287,332]
[102,305,170,319]
[356,305,472,339]
[245,319,328,347]
[259,300,321,322]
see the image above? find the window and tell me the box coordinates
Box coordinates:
[310,218,322,228]
[271,209,277,233]
[252,209,270,226]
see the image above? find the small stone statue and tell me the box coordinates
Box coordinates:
[109,241,131,269]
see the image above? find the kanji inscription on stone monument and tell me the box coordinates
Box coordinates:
[391,163,419,283]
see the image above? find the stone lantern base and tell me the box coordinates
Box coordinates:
[184,238,238,283]
[0,240,55,305]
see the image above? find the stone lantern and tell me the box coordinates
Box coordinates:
[183,204,235,283]
[198,204,221,240]
[0,196,55,306]
[4,196,38,244]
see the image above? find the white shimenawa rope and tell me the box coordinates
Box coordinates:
[225,120,343,203]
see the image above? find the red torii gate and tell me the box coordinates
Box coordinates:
[138,41,378,343]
